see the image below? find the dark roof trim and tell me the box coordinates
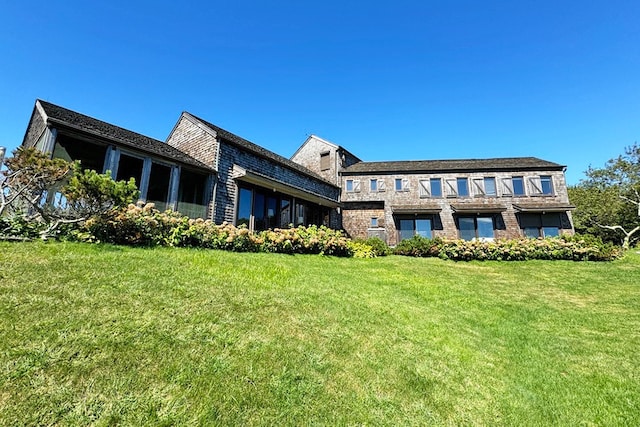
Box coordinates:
[391,205,442,214]
[513,203,576,213]
[451,204,508,214]
[36,100,213,172]
[182,113,339,188]
[342,157,566,175]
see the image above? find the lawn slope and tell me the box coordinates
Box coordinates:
[1,242,639,425]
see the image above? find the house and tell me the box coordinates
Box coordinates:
[21,100,340,227]
[293,136,575,246]
[21,100,574,243]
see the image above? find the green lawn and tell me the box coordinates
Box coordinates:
[1,242,639,426]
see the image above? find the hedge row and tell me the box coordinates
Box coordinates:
[394,235,621,261]
[83,203,353,256]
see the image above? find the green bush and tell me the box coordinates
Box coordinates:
[393,236,442,257]
[353,237,391,257]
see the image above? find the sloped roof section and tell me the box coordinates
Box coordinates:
[37,100,212,171]
[183,112,338,187]
[343,157,565,174]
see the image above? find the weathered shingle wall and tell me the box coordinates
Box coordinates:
[22,108,47,149]
[341,169,572,245]
[215,139,341,224]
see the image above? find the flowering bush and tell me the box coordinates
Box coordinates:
[393,234,620,261]
[85,202,352,256]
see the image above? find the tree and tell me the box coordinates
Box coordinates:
[569,144,640,249]
[1,147,138,239]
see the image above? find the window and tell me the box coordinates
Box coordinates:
[395,178,409,192]
[541,176,553,194]
[146,162,172,211]
[371,217,379,228]
[471,177,496,196]
[458,216,495,241]
[398,217,433,241]
[520,213,561,238]
[431,178,442,197]
[370,179,387,192]
[512,176,525,196]
[320,152,330,171]
[346,179,360,192]
[457,178,469,197]
[422,178,442,197]
[484,177,496,196]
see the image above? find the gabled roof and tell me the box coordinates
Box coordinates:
[35,100,212,171]
[291,134,362,163]
[182,112,339,188]
[343,157,565,175]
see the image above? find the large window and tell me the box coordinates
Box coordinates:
[236,185,328,231]
[519,213,561,238]
[146,162,172,211]
[458,216,495,241]
[177,169,209,218]
[52,135,108,172]
[397,217,433,241]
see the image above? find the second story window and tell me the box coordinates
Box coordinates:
[472,177,496,196]
[540,175,553,194]
[370,179,378,192]
[457,178,469,197]
[431,178,442,197]
[395,178,409,192]
[346,179,360,193]
[512,176,525,196]
[320,152,330,171]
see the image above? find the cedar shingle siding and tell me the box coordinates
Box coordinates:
[20,99,574,241]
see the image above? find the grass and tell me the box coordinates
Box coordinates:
[1,241,639,426]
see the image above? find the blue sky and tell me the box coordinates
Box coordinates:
[1,1,639,184]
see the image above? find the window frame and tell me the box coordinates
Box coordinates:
[320,152,330,171]
[512,176,525,196]
[457,215,496,241]
[397,216,434,241]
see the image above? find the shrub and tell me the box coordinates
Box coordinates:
[353,237,391,257]
[85,203,353,256]
[347,241,375,258]
[393,236,442,257]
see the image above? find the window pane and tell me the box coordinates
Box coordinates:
[459,217,476,241]
[147,163,172,209]
[524,227,540,238]
[280,198,291,227]
[346,180,353,192]
[541,176,553,194]
[430,178,442,197]
[266,196,278,229]
[237,188,252,227]
[484,177,496,196]
[395,178,403,191]
[477,217,494,239]
[457,178,469,196]
[399,219,414,241]
[512,177,525,195]
[371,217,378,228]
[543,227,560,237]
[253,192,266,231]
[370,179,378,192]
[116,154,144,187]
[416,219,432,238]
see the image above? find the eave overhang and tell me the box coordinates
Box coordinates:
[391,204,442,215]
[231,165,339,208]
[513,203,576,213]
[451,204,508,214]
